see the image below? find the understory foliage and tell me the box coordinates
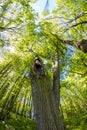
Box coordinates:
[0,0,87,130]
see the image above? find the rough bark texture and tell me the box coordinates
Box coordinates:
[50,33,87,53]
[60,39,87,53]
[30,57,64,130]
[61,39,87,53]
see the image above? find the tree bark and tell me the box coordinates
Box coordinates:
[50,32,87,53]
[30,57,64,130]
[60,39,87,53]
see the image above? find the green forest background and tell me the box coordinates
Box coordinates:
[0,0,87,130]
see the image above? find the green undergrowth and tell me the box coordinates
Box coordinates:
[0,113,36,130]
[0,112,87,130]
[65,113,87,130]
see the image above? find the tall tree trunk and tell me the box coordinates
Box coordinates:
[30,56,65,130]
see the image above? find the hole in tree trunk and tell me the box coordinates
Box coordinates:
[34,58,44,76]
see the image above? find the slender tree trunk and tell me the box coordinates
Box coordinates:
[30,56,65,130]
[0,62,12,79]
[0,83,9,99]
[0,77,21,121]
[21,90,27,116]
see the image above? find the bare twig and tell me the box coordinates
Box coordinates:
[67,12,87,23]
[65,21,87,31]
[0,26,24,33]
[44,12,87,24]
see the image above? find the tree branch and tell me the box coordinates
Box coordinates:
[65,21,87,31]
[44,12,87,22]
[53,45,60,106]
[50,32,87,53]
[67,12,87,23]
[0,26,23,32]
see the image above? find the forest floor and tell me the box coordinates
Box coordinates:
[0,113,36,130]
[0,112,86,130]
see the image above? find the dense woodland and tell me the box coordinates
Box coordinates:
[0,0,87,130]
